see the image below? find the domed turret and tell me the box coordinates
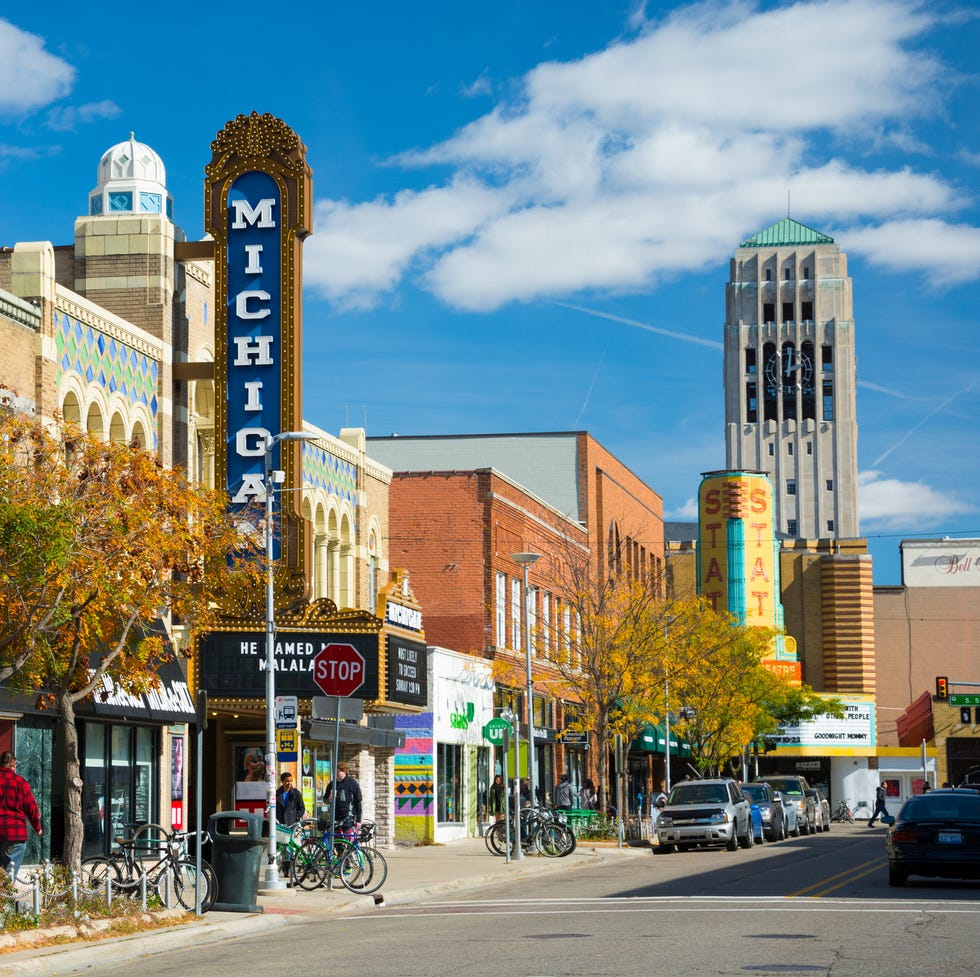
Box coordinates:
[88,133,173,219]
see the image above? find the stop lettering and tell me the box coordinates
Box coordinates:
[311,643,366,697]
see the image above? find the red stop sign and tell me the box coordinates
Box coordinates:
[311,643,366,697]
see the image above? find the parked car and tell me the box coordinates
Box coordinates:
[741,782,784,841]
[886,788,980,886]
[807,789,831,832]
[656,778,754,853]
[776,791,800,836]
[758,776,814,835]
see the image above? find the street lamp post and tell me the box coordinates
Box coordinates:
[512,552,541,808]
[263,430,313,890]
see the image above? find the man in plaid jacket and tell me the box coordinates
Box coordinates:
[0,751,42,882]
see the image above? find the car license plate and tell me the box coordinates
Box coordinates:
[938,831,962,844]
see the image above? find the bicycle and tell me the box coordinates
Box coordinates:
[485,806,576,857]
[287,818,386,894]
[830,800,853,823]
[82,822,217,911]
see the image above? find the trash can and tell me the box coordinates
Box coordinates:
[207,811,267,913]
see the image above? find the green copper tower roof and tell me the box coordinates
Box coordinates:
[739,218,834,248]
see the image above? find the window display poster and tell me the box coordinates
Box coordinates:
[236,744,268,801]
[171,735,184,829]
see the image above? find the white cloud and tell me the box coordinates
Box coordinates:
[859,470,978,529]
[843,220,980,284]
[305,0,975,311]
[46,99,120,132]
[667,497,700,520]
[304,179,511,308]
[0,20,74,115]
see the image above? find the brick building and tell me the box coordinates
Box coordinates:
[368,432,665,832]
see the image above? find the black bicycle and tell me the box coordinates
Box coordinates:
[82,822,217,911]
[485,806,576,857]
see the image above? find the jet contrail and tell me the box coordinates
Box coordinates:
[873,378,977,467]
[858,380,916,400]
[554,302,724,351]
[576,345,607,425]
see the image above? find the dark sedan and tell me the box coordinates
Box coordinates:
[886,788,980,886]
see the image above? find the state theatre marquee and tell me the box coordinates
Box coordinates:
[768,695,876,755]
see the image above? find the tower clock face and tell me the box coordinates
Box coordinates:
[765,349,813,388]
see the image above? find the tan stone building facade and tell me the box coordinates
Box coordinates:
[724,218,859,541]
[0,134,396,857]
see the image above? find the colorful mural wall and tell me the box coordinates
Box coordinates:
[393,712,434,843]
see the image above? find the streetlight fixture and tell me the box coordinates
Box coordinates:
[263,430,314,890]
[512,552,541,809]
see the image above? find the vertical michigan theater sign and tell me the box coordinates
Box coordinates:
[205,114,312,593]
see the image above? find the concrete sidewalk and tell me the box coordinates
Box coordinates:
[0,839,649,976]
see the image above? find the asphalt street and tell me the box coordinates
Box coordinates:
[11,825,980,977]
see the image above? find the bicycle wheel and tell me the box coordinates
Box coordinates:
[335,846,374,893]
[484,821,508,856]
[345,845,387,894]
[80,856,121,892]
[536,823,575,857]
[169,858,218,912]
[292,839,328,891]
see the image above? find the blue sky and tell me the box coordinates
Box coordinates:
[2,0,978,585]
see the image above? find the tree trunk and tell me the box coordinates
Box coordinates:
[59,693,84,872]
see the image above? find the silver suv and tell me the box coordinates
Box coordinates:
[757,775,814,835]
[656,778,753,853]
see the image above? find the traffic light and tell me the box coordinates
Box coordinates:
[961,707,972,725]
[936,676,949,699]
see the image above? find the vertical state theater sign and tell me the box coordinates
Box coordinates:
[205,113,312,606]
[697,470,800,682]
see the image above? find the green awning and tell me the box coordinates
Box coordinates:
[631,723,692,757]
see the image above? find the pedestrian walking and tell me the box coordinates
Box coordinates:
[323,761,362,832]
[579,778,597,810]
[275,772,305,826]
[868,783,888,826]
[554,773,575,810]
[489,774,506,821]
[0,752,42,883]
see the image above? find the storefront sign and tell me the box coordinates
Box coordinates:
[384,600,423,632]
[901,540,980,588]
[91,657,196,723]
[385,636,427,708]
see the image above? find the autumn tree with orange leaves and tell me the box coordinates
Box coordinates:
[0,407,261,869]
[522,538,836,808]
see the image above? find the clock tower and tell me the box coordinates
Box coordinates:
[723,218,858,540]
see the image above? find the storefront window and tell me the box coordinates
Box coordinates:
[111,727,132,841]
[135,727,154,825]
[83,723,108,857]
[437,743,463,823]
[83,722,158,855]
[476,747,490,821]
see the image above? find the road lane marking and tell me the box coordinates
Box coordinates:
[790,856,887,897]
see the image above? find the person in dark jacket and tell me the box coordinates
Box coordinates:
[0,752,42,883]
[275,772,305,826]
[868,783,889,827]
[489,774,506,821]
[323,762,362,830]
